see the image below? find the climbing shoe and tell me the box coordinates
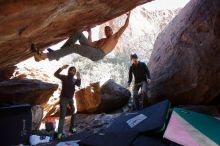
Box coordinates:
[57,133,65,140]
[47,48,54,53]
[31,43,44,62]
[47,48,59,61]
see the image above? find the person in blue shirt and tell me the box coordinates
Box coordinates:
[128,53,151,110]
[54,64,81,139]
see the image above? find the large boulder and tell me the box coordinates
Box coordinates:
[0,0,152,69]
[100,79,131,112]
[75,82,101,114]
[75,79,131,114]
[148,0,220,105]
[0,79,58,105]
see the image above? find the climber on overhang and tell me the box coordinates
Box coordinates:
[31,11,131,62]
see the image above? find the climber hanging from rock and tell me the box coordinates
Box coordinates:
[31,11,131,62]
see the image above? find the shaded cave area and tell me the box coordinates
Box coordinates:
[0,0,220,145]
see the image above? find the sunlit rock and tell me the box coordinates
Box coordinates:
[148,0,220,105]
[75,82,101,114]
[0,79,58,105]
[0,0,152,68]
[75,79,130,114]
[31,105,43,130]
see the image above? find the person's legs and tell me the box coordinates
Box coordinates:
[132,84,141,111]
[48,31,105,61]
[32,31,86,62]
[61,31,85,49]
[141,81,149,108]
[68,99,76,132]
[77,32,91,46]
[47,44,105,61]
[33,31,105,62]
[58,97,68,134]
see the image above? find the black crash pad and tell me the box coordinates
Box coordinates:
[79,132,138,146]
[106,100,171,134]
[132,135,167,146]
[0,104,32,146]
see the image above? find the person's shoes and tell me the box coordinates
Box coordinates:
[34,52,44,62]
[69,128,77,134]
[47,48,54,53]
[31,43,44,62]
[47,48,60,61]
[57,133,65,140]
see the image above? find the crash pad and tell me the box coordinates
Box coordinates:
[106,100,171,134]
[163,108,220,146]
[79,132,137,146]
[131,135,167,146]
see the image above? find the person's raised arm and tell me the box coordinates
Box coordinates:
[87,28,92,43]
[54,65,68,80]
[75,71,81,87]
[114,11,131,40]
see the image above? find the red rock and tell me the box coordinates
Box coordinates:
[148,0,220,105]
[75,80,130,113]
[0,0,152,68]
[0,79,58,105]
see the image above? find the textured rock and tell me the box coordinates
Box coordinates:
[75,82,102,113]
[148,0,220,105]
[0,66,17,81]
[100,79,131,112]
[70,113,121,134]
[75,79,130,113]
[0,79,58,105]
[31,105,44,130]
[0,0,152,69]
[180,105,220,117]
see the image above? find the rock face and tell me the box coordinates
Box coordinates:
[100,79,131,112]
[75,82,102,113]
[75,79,130,113]
[0,66,17,81]
[0,79,58,105]
[31,105,44,130]
[148,0,220,105]
[0,0,152,69]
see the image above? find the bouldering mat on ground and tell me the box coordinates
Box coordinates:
[0,104,32,146]
[37,131,94,146]
[131,135,167,146]
[79,132,138,146]
[106,100,171,134]
[163,108,220,146]
[56,140,79,146]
